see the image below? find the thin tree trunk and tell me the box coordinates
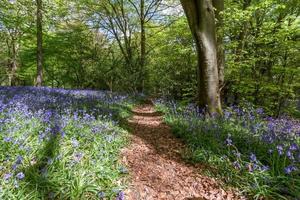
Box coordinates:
[36,0,43,87]
[181,0,222,114]
[9,39,18,86]
[140,0,146,92]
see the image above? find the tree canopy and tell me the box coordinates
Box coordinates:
[0,0,299,116]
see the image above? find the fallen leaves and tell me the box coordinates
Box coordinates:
[121,104,246,200]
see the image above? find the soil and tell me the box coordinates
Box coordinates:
[121,104,246,200]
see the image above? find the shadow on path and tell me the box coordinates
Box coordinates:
[122,104,244,200]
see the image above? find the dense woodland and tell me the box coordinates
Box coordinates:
[0,0,300,199]
[0,0,299,116]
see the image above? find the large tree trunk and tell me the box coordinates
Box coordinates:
[36,0,43,87]
[180,0,222,114]
[212,0,225,90]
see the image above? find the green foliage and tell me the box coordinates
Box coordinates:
[156,101,300,199]
[147,17,197,99]
[0,0,299,113]
[223,0,300,116]
[0,91,134,199]
[1,119,127,199]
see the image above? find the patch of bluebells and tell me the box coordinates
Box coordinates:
[156,99,300,197]
[0,86,131,198]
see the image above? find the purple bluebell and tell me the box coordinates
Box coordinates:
[276,145,284,155]
[16,172,25,180]
[261,165,269,171]
[71,138,79,148]
[74,152,84,162]
[3,173,12,181]
[284,165,298,174]
[233,161,241,170]
[225,137,232,146]
[256,108,264,115]
[116,191,125,200]
[15,155,23,165]
[98,191,106,198]
[289,143,299,151]
[4,137,12,142]
[286,150,294,160]
[250,153,257,163]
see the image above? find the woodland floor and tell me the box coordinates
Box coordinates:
[121,103,246,200]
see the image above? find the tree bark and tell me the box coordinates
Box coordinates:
[212,0,225,89]
[6,36,19,86]
[180,0,222,114]
[36,0,43,87]
[8,38,18,86]
[140,0,146,92]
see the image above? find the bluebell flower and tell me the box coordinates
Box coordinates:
[225,136,232,146]
[116,191,125,200]
[253,163,259,171]
[267,122,275,132]
[4,137,12,142]
[233,150,241,158]
[16,155,23,165]
[250,153,257,163]
[12,163,18,170]
[284,165,298,174]
[286,150,294,160]
[98,191,106,198]
[16,172,25,180]
[276,145,284,155]
[61,131,66,138]
[233,161,241,170]
[289,143,299,151]
[256,108,264,115]
[71,138,79,148]
[261,165,269,171]
[74,152,84,162]
[47,158,54,165]
[3,173,12,181]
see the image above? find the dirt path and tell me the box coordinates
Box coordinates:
[121,104,245,200]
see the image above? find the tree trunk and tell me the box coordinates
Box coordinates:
[140,0,146,92]
[36,0,43,87]
[180,0,222,114]
[8,39,18,86]
[212,0,225,90]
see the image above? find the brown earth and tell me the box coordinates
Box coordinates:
[121,104,246,200]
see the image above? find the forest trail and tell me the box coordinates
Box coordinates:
[121,103,245,200]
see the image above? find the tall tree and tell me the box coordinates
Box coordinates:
[128,0,163,92]
[0,0,34,86]
[180,0,222,114]
[7,33,19,86]
[36,0,43,86]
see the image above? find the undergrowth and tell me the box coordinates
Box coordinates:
[155,100,300,199]
[0,87,135,200]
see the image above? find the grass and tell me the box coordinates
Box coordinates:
[0,87,136,200]
[155,100,300,199]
